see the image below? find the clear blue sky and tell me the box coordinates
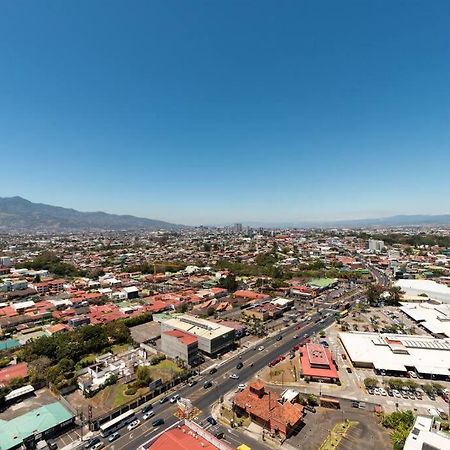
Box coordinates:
[1,1,449,225]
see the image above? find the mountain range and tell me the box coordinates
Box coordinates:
[0,197,184,231]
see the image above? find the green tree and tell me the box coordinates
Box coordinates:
[136,366,152,387]
[364,377,379,389]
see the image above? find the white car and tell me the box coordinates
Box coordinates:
[380,389,387,396]
[143,411,155,420]
[91,443,104,450]
[408,371,418,378]
[229,373,239,379]
[393,390,401,398]
[170,394,180,403]
[373,388,381,395]
[257,346,265,351]
[127,419,141,431]
[237,384,246,391]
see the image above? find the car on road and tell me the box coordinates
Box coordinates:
[127,419,141,431]
[204,380,213,389]
[84,437,101,449]
[143,411,155,420]
[229,373,239,379]
[293,334,299,339]
[160,396,169,404]
[257,346,265,351]
[188,379,197,387]
[91,443,104,450]
[209,367,217,375]
[108,432,120,443]
[170,394,180,403]
[142,404,153,414]
[152,418,165,427]
[206,416,217,426]
[237,383,246,391]
[346,367,352,373]
[276,335,283,341]
[236,362,243,369]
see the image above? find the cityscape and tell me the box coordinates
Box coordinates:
[1,2,450,450]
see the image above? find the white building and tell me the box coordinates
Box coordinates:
[367,239,385,252]
[395,279,450,304]
[400,302,450,338]
[404,415,450,450]
[339,332,450,378]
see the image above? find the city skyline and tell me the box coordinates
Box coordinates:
[1,1,450,224]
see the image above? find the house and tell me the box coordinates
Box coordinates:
[233,380,304,438]
[0,362,29,387]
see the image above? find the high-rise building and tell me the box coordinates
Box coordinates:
[367,239,385,252]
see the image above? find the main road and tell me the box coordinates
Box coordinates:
[103,312,338,450]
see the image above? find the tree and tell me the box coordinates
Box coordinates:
[136,366,152,387]
[364,377,379,389]
[207,307,215,317]
[386,286,402,306]
[218,275,238,292]
[367,283,384,306]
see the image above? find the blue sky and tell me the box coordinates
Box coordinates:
[1,1,449,225]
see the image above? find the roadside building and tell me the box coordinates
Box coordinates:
[299,343,339,382]
[160,315,235,356]
[404,415,450,450]
[161,329,199,366]
[0,402,75,450]
[233,380,304,438]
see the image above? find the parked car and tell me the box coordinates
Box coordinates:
[108,432,120,443]
[407,371,418,378]
[373,388,380,395]
[84,438,100,449]
[91,443,104,450]
[206,416,217,426]
[237,383,246,391]
[152,418,165,427]
[209,367,217,375]
[367,388,374,395]
[127,419,141,431]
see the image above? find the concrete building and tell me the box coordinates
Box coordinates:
[339,332,450,379]
[367,239,385,252]
[160,315,235,356]
[400,302,450,338]
[404,415,450,450]
[161,329,199,366]
[396,279,450,304]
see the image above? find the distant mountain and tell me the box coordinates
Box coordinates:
[241,214,450,229]
[0,197,185,231]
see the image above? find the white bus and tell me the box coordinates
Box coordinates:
[100,409,136,437]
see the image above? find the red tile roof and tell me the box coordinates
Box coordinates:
[300,343,339,380]
[0,362,29,385]
[163,329,198,346]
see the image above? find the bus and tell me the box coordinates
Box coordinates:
[339,309,349,319]
[100,409,136,437]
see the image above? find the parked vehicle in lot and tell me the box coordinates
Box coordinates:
[127,419,141,431]
[206,416,217,426]
[204,381,213,389]
[143,411,155,420]
[152,418,165,427]
[108,432,120,443]
[373,388,380,395]
[170,394,180,403]
[367,388,374,395]
[393,390,401,398]
[85,437,101,449]
[407,371,418,378]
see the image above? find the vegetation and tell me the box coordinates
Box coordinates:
[356,231,450,248]
[16,251,85,277]
[124,261,189,274]
[364,377,379,389]
[382,410,415,450]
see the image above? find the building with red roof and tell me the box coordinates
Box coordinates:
[161,329,198,366]
[233,380,304,438]
[138,419,232,450]
[0,362,29,387]
[299,343,339,382]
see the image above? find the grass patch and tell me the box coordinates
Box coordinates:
[219,406,251,428]
[319,420,358,450]
[148,359,184,382]
[111,343,131,355]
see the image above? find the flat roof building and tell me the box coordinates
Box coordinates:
[161,329,199,366]
[160,315,235,356]
[339,332,450,379]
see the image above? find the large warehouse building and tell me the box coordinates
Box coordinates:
[160,315,236,356]
[395,279,450,303]
[339,332,450,379]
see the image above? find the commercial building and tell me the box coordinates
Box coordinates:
[160,329,199,365]
[160,315,235,356]
[0,402,75,450]
[404,415,450,450]
[299,343,339,382]
[138,419,233,450]
[400,302,450,338]
[233,380,304,438]
[339,332,450,379]
[395,279,450,304]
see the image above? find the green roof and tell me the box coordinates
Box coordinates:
[307,278,338,289]
[0,402,74,450]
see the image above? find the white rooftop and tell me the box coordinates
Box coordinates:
[396,279,450,303]
[339,332,450,376]
[161,315,234,340]
[404,415,450,450]
[400,302,450,338]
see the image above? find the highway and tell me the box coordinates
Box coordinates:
[101,312,338,450]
